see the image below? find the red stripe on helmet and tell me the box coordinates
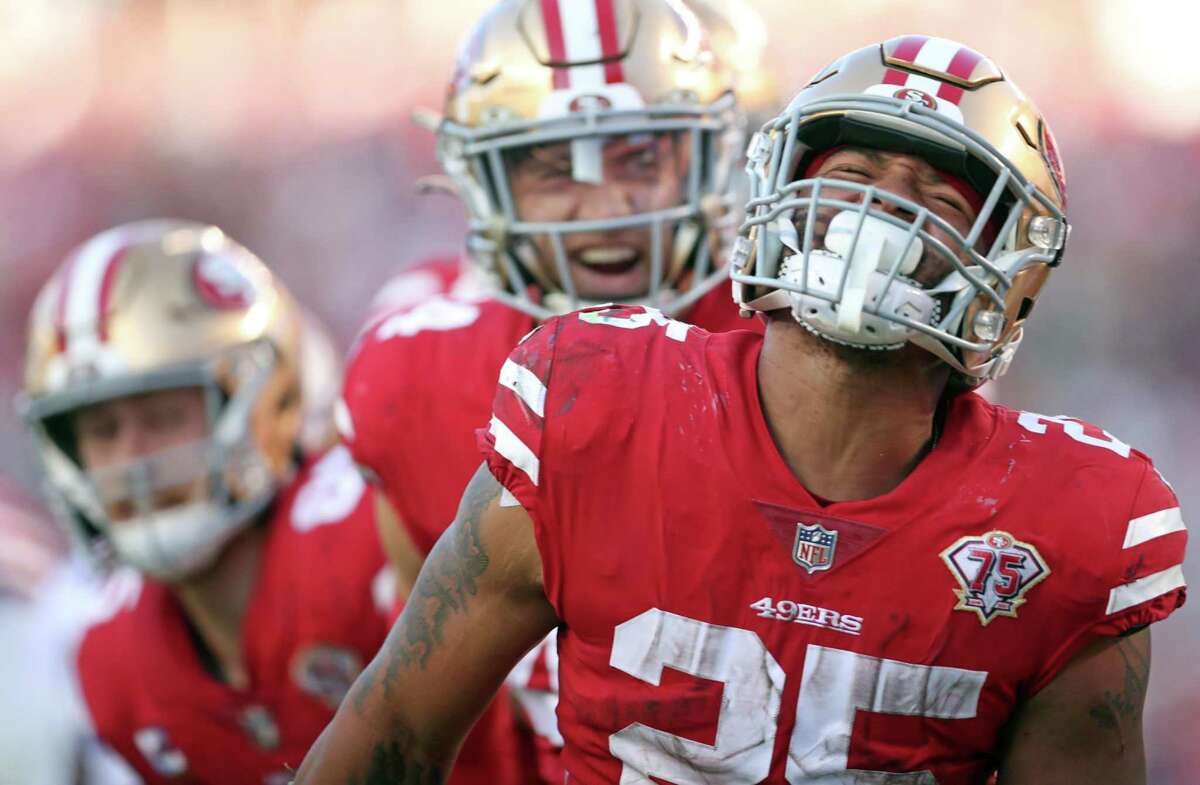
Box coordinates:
[96,247,129,342]
[936,83,964,104]
[540,0,569,89]
[944,45,984,82]
[890,35,930,64]
[936,45,983,105]
[594,0,624,84]
[882,68,909,86]
[54,255,77,353]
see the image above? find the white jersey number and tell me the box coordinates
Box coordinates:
[610,610,784,783]
[609,609,987,784]
[1016,411,1131,458]
[374,296,481,340]
[578,306,691,342]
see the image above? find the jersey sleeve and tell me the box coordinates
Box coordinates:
[1091,457,1187,634]
[477,305,701,612]
[338,321,409,500]
[1032,454,1187,692]
[476,318,564,605]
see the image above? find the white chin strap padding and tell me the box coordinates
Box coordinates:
[823,211,923,331]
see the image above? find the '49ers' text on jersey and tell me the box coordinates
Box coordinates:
[76,446,391,785]
[478,304,1188,785]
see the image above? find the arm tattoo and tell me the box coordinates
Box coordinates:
[382,470,496,693]
[347,738,444,785]
[1087,634,1151,733]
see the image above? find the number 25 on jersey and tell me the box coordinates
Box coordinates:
[609,608,986,784]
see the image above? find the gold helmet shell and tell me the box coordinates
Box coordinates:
[688,0,776,124]
[438,0,743,318]
[21,220,305,578]
[733,36,1069,383]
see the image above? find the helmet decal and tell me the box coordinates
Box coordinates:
[192,253,257,310]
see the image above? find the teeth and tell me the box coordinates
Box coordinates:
[578,247,638,266]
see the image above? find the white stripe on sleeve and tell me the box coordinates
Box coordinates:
[488,416,540,486]
[1123,507,1186,549]
[498,358,547,417]
[1106,564,1187,615]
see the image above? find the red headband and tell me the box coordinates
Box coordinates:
[803,145,987,217]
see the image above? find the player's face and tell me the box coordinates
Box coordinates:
[506,132,690,300]
[808,146,987,286]
[73,387,209,522]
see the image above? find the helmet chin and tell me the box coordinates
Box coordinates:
[778,211,940,350]
[106,497,264,582]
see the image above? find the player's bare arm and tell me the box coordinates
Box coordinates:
[293,465,557,784]
[998,628,1151,785]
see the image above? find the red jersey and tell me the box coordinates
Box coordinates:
[341,284,757,556]
[364,255,484,323]
[479,304,1188,785]
[339,283,759,783]
[77,446,391,785]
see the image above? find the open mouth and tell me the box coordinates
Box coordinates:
[573,246,641,276]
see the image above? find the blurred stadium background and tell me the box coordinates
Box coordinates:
[0,0,1195,780]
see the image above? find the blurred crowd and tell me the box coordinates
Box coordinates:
[0,0,1196,782]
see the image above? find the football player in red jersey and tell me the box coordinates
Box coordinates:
[337,1,756,781]
[300,35,1189,785]
[20,221,392,784]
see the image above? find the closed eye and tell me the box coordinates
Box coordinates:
[932,193,968,214]
[826,165,871,179]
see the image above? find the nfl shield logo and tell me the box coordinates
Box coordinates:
[793,523,837,574]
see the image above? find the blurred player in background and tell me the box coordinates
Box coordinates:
[20,221,391,784]
[337,1,758,780]
[298,36,1187,783]
[0,477,139,785]
[296,310,344,456]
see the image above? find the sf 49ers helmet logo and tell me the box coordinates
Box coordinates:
[941,530,1050,625]
[893,87,938,110]
[569,93,613,112]
[192,254,257,309]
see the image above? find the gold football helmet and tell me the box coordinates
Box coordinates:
[733,36,1069,383]
[20,220,305,579]
[435,0,742,318]
[689,0,776,125]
